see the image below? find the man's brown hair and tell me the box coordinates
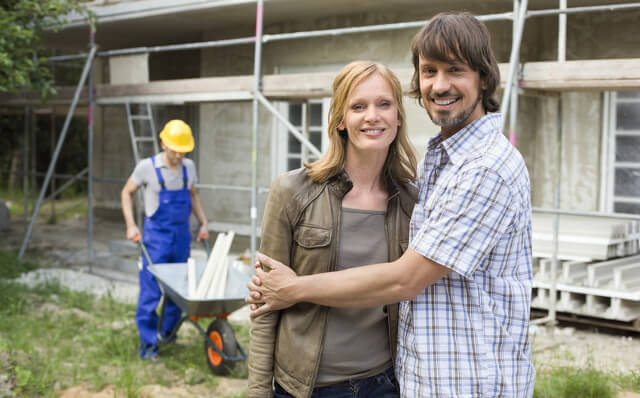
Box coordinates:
[409,12,500,112]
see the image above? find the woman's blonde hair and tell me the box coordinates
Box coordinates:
[306,60,417,185]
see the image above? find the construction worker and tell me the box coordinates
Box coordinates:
[121,119,209,361]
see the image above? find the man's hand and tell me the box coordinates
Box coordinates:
[197,224,209,241]
[126,224,141,242]
[245,253,298,318]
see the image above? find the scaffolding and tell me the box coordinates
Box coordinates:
[7,0,640,327]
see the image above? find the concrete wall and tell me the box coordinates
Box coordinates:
[93,105,134,218]
[91,7,640,226]
[198,101,271,226]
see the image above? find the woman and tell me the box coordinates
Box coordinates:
[247,61,417,398]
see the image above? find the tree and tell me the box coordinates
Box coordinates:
[0,0,94,101]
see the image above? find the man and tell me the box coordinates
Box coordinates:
[247,12,535,397]
[121,119,209,361]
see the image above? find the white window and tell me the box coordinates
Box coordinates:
[606,91,640,214]
[272,99,330,177]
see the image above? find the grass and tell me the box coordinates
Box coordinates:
[0,187,88,223]
[2,249,640,398]
[0,249,248,398]
[534,366,616,398]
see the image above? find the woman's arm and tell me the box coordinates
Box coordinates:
[247,176,292,398]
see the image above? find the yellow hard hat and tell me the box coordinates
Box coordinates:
[159,120,194,152]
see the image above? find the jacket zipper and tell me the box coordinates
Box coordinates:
[306,190,342,398]
[385,196,396,363]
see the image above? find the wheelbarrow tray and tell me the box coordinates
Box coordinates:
[148,262,249,317]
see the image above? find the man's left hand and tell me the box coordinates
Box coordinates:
[197,224,209,241]
[245,252,298,318]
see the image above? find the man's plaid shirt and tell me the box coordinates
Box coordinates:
[397,113,535,397]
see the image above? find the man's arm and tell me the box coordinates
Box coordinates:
[121,177,141,241]
[247,248,451,317]
[190,186,209,241]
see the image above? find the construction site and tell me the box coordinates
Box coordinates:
[1,0,640,396]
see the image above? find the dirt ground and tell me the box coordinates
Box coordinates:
[2,214,640,397]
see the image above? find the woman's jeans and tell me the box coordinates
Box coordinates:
[273,367,399,398]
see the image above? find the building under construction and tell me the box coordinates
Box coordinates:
[1,0,640,329]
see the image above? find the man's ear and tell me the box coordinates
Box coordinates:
[480,78,488,91]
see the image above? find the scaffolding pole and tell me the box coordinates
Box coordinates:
[500,0,528,134]
[508,0,522,147]
[88,29,96,270]
[548,0,568,326]
[250,0,264,265]
[22,107,30,225]
[18,45,98,261]
[528,2,640,17]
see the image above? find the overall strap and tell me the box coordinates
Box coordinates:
[182,162,188,190]
[150,155,166,190]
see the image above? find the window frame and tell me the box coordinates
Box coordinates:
[272,98,330,177]
[604,91,640,214]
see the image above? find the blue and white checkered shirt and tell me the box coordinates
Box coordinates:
[397,113,535,397]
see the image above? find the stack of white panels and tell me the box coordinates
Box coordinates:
[531,254,640,322]
[191,231,235,300]
[532,213,640,261]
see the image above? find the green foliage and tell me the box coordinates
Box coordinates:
[0,248,37,279]
[534,366,616,398]
[0,0,94,101]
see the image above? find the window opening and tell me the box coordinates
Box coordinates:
[609,91,640,214]
[284,100,326,171]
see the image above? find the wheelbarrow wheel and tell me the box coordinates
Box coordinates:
[204,319,237,375]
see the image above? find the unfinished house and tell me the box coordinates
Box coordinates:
[2,0,640,328]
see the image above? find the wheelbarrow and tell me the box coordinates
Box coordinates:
[135,237,249,375]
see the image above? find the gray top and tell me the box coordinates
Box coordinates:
[316,207,392,386]
[130,153,198,217]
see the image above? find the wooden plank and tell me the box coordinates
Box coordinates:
[3,58,640,106]
[206,231,235,299]
[521,79,640,91]
[521,58,640,82]
[196,232,226,299]
[519,59,640,91]
[98,75,254,97]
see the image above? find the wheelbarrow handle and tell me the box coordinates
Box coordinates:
[134,235,153,265]
[201,236,211,257]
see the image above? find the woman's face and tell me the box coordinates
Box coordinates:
[339,72,400,157]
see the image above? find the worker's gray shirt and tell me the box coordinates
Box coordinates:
[130,153,198,217]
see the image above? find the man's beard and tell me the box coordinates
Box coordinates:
[427,91,482,128]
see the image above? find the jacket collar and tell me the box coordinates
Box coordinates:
[326,169,401,202]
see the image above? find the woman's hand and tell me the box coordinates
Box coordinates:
[245,253,299,318]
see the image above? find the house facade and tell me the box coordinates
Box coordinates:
[20,0,640,239]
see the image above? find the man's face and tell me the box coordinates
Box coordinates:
[161,143,186,167]
[418,54,486,138]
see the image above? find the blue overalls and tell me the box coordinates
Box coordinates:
[136,155,192,359]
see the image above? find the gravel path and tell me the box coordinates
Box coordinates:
[13,267,251,323]
[15,268,139,304]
